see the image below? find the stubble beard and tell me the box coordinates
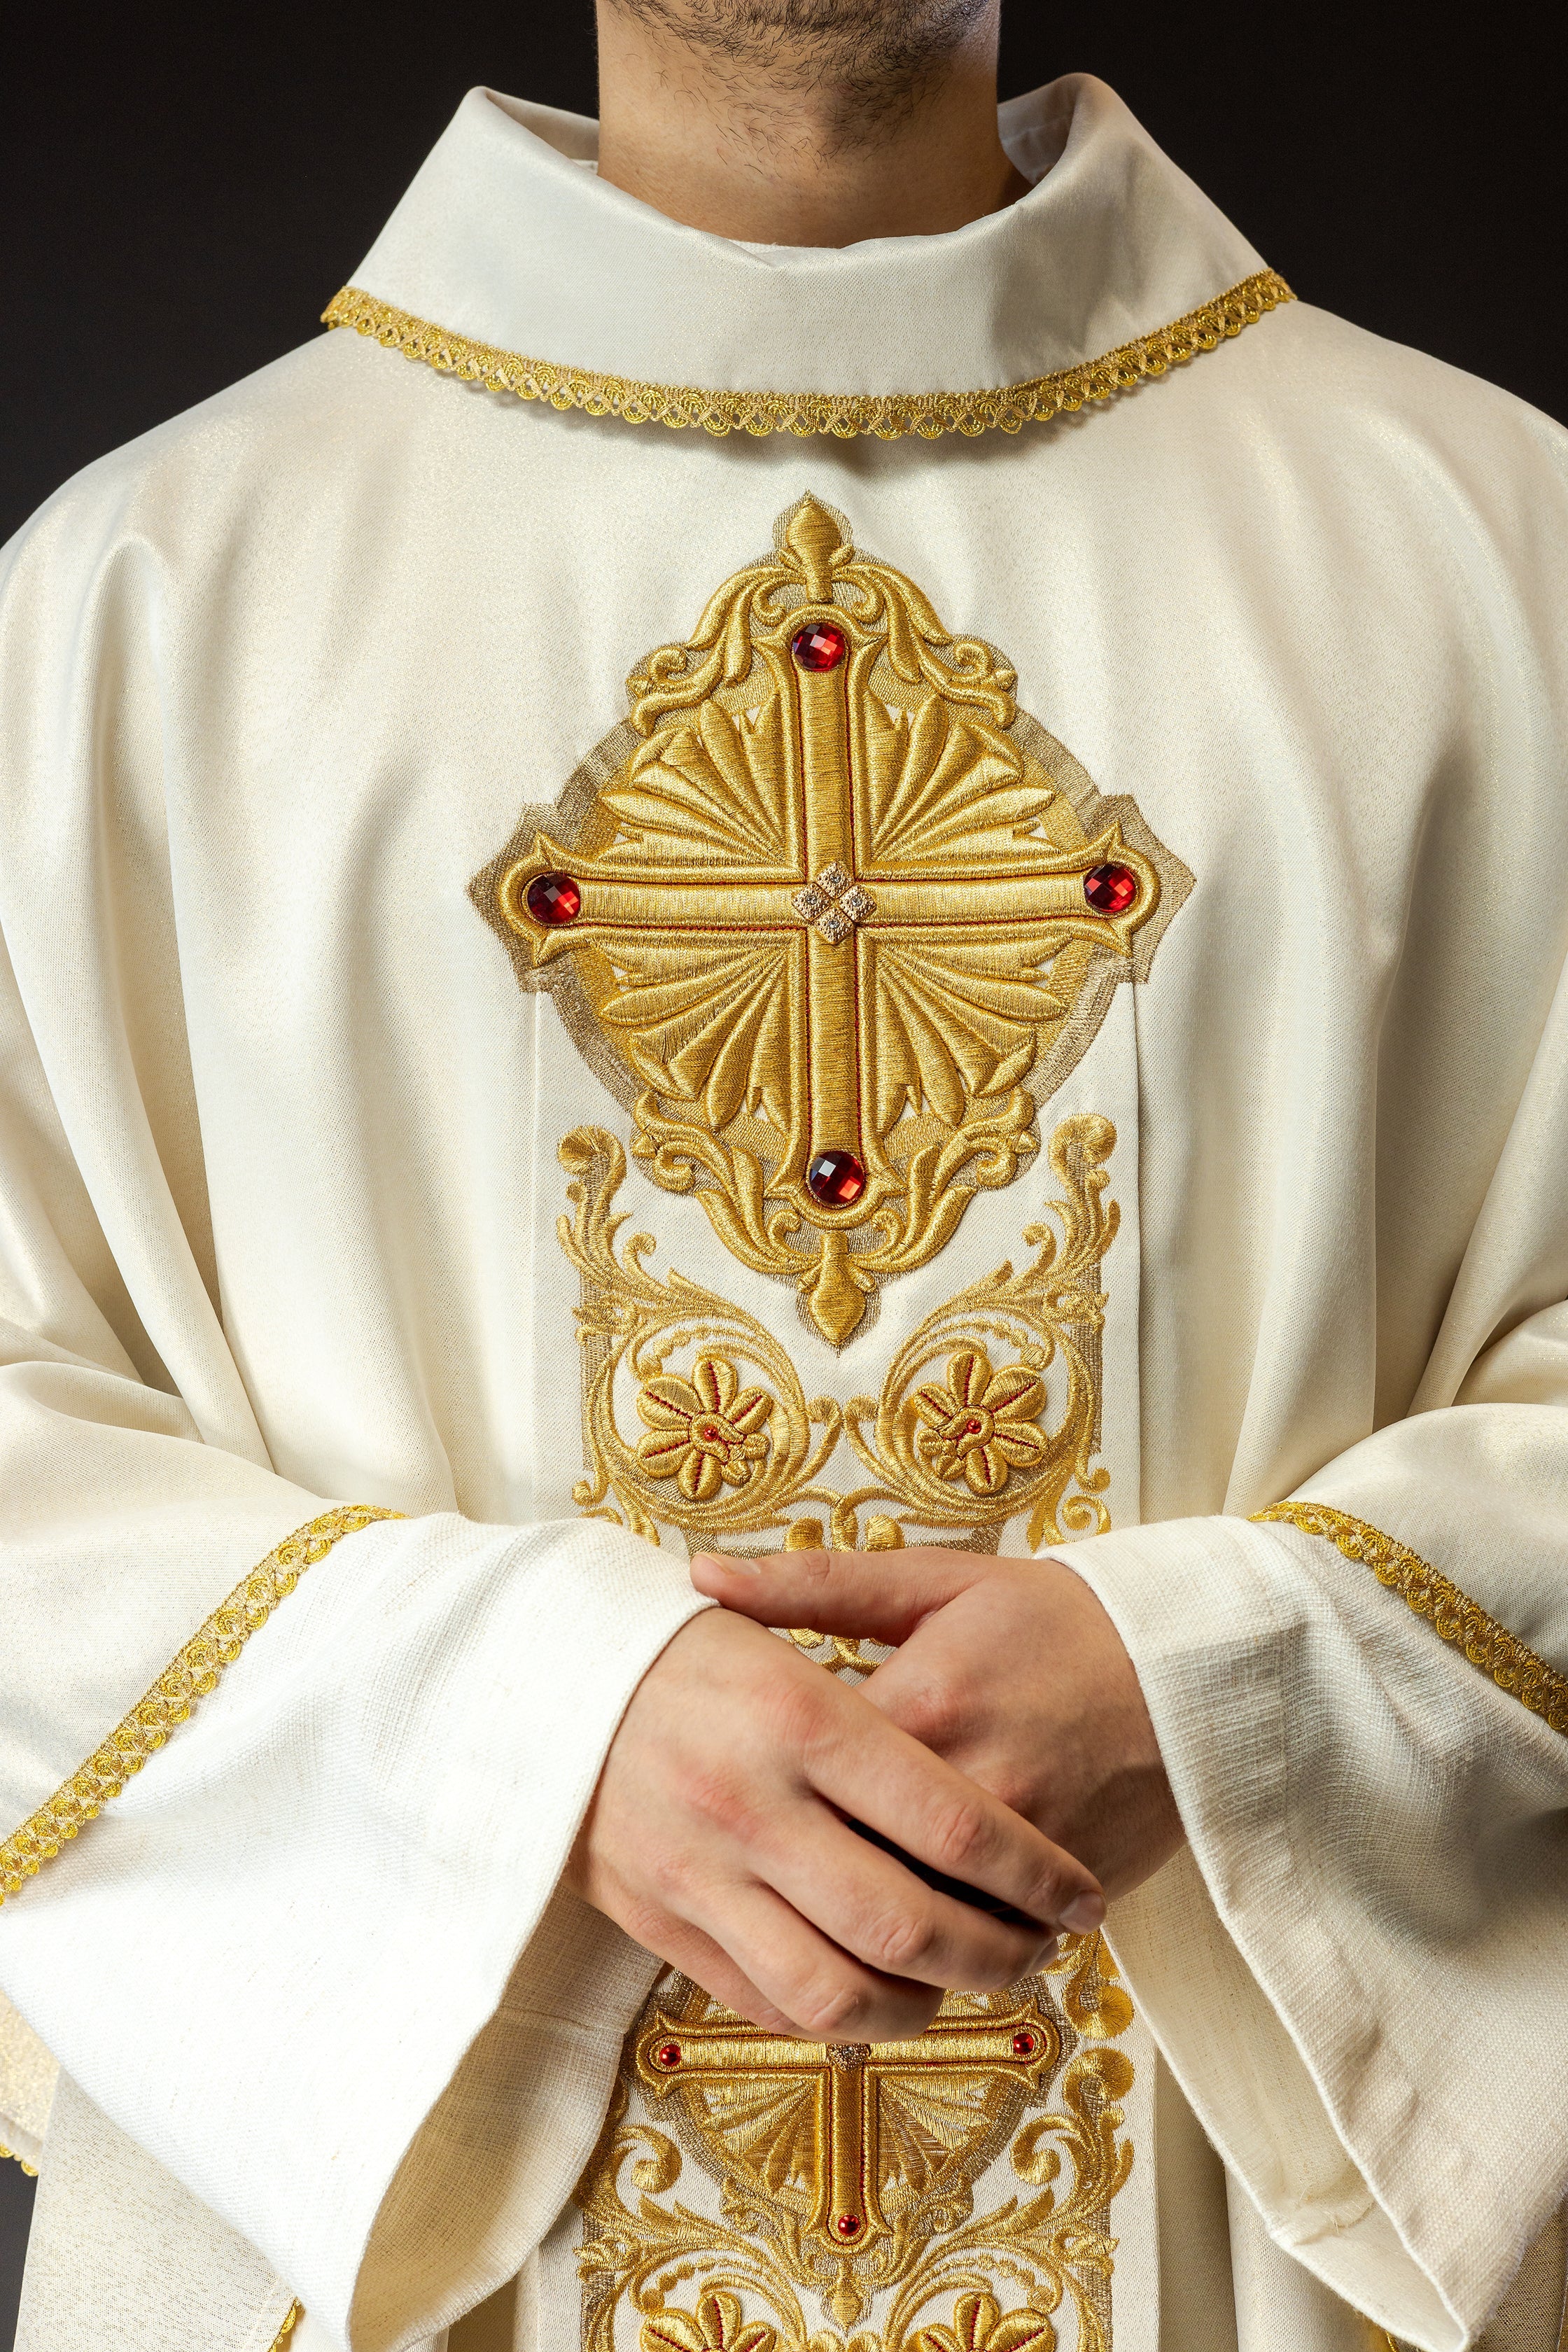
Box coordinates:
[603,0,997,143]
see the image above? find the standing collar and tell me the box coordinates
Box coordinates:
[327,76,1289,439]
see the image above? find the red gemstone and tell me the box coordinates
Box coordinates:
[834,2214,862,2239]
[1012,2031,1037,2056]
[653,2040,682,2068]
[791,621,847,673]
[806,1149,867,1208]
[698,1422,722,1442]
[965,1418,983,1434]
[526,871,582,925]
[1084,862,1138,916]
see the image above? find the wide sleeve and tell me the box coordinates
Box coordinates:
[1051,950,1568,2352]
[0,479,706,2347]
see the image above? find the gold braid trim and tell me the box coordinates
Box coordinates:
[0,2141,37,2177]
[1253,1501,1568,1737]
[322,269,1294,440]
[266,2305,303,2351]
[0,1505,402,1903]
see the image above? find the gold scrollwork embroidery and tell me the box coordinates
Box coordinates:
[559,1114,1114,1558]
[0,1505,402,1903]
[476,498,1186,1343]
[576,1936,1134,2352]
[324,272,1293,441]
[1252,1500,1568,1737]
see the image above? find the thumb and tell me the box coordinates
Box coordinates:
[689,1544,985,1642]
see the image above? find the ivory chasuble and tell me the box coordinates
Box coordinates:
[1,68,1567,2352]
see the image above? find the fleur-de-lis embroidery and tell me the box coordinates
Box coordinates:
[911,1348,1049,1497]
[636,1354,774,1502]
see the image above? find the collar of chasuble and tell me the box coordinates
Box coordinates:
[326,73,1292,438]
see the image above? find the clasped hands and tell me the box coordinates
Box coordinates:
[568,1547,1184,2043]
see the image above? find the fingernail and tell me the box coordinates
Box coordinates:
[1060,1893,1106,1934]
[694,1552,761,1576]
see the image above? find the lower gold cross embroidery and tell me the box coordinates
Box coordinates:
[634,2000,1060,2253]
[578,1952,1135,2352]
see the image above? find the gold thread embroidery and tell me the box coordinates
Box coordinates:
[323,272,1293,441]
[0,1506,402,1903]
[640,1356,776,1504]
[267,2306,303,2351]
[481,496,1184,1343]
[559,1113,1113,1558]
[576,1937,1134,2351]
[0,2140,36,2176]
[1252,1501,1568,1737]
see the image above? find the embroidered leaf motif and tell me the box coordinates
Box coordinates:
[600,938,796,1134]
[872,941,1063,1130]
[606,696,794,868]
[861,694,1054,868]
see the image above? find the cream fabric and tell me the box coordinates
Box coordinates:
[352,76,1263,396]
[1,65,1566,2352]
[0,1991,55,2174]
[15,2071,295,2352]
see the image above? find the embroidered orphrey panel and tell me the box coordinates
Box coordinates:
[470,499,1176,2348]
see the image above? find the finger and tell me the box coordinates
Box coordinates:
[807,1674,1105,1935]
[682,1875,949,2043]
[757,1798,1058,1993]
[690,1544,981,1642]
[609,1898,932,2042]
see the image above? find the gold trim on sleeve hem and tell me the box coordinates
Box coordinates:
[1252,1499,1568,1737]
[0,1504,403,1903]
[0,2141,37,2177]
[321,270,1294,440]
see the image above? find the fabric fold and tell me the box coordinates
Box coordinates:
[1056,1509,1568,2351]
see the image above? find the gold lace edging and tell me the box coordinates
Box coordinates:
[1253,1501,1568,1737]
[0,1505,402,1903]
[321,269,1294,440]
[266,2304,303,2351]
[0,2140,37,2177]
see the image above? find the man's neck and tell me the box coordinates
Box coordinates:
[593,1,1029,248]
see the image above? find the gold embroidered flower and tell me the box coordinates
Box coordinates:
[913,2292,1056,2352]
[637,1354,774,1502]
[642,2290,778,2352]
[911,1346,1048,1497]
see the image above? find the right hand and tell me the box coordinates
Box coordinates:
[566,1608,1105,2043]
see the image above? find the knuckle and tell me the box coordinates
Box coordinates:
[1025,1863,1077,1928]
[790,1974,872,2040]
[925,1794,992,1877]
[897,1680,966,1754]
[676,1758,757,1840]
[862,1903,939,1977]
[763,1669,835,1762]
[793,1548,837,1595]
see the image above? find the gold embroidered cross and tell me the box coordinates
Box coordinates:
[634,1994,1060,2253]
[475,498,1185,1339]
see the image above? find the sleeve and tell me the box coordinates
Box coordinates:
[1050,949,1568,2352]
[0,478,706,2348]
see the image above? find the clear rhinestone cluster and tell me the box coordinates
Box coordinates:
[792,860,877,945]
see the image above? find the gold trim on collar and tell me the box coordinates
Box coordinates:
[1253,1500,1568,1737]
[321,269,1294,440]
[0,1505,402,1903]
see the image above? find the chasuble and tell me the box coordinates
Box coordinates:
[2,66,1568,2352]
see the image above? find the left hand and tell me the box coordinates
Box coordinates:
[690,1547,1184,1901]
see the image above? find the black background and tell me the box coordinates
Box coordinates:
[0,0,1561,2331]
